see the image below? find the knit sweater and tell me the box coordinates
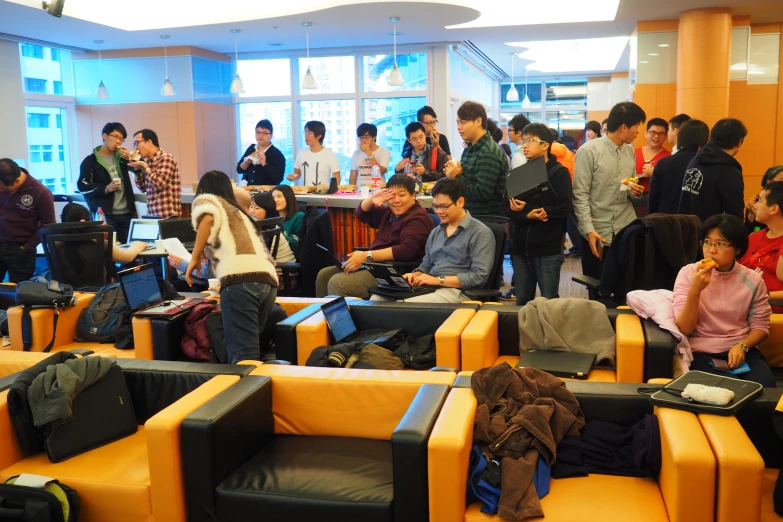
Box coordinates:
[191,194,278,289]
[672,261,770,354]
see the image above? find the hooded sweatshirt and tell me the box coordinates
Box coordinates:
[677,141,744,223]
[78,146,136,215]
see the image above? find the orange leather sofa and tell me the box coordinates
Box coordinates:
[283,300,479,367]
[460,304,666,382]
[429,375,717,522]
[0,358,253,522]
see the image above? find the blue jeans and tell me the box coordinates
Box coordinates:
[513,254,562,306]
[220,282,277,363]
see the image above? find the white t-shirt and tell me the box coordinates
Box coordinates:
[350,146,391,187]
[511,147,527,170]
[295,147,341,186]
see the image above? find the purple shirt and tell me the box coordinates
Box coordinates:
[0,174,55,250]
[355,201,432,262]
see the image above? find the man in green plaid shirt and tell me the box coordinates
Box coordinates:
[444,101,509,215]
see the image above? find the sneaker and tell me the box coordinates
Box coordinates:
[500,287,516,301]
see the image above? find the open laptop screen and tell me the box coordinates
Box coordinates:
[321,297,357,344]
[118,264,163,312]
[129,220,160,242]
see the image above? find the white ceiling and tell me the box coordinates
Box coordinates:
[0,0,780,77]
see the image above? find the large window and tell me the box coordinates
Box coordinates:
[299,100,356,182]
[236,102,294,176]
[236,58,291,97]
[363,96,426,166]
[19,43,72,96]
[24,78,47,93]
[361,53,427,93]
[25,107,70,194]
[21,44,43,59]
[297,56,355,95]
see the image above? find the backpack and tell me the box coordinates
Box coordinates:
[390,333,436,370]
[0,474,80,522]
[74,283,128,344]
[181,302,218,360]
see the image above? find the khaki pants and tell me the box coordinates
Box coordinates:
[315,266,378,299]
[369,287,466,303]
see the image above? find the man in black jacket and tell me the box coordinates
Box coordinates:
[648,119,709,215]
[77,122,137,243]
[236,119,286,185]
[678,118,746,223]
[508,123,572,305]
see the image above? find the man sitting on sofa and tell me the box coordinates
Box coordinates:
[371,177,495,303]
[315,174,432,299]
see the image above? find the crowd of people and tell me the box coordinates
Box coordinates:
[2,97,782,384]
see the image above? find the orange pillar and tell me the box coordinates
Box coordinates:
[676,8,732,129]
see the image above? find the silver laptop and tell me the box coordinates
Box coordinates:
[121,219,160,249]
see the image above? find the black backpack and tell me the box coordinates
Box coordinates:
[74,283,127,344]
[0,474,80,522]
[390,334,436,370]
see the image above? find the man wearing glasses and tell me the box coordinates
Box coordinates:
[129,129,181,219]
[77,122,137,242]
[634,118,671,192]
[401,106,451,160]
[237,119,286,186]
[349,123,391,188]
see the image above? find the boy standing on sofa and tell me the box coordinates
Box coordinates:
[508,124,572,305]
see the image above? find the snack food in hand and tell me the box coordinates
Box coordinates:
[621,177,639,186]
[697,257,719,270]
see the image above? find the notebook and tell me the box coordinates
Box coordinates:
[117,263,202,318]
[159,218,196,250]
[516,349,596,380]
[506,156,559,207]
[364,262,436,296]
[120,219,160,249]
[321,297,401,345]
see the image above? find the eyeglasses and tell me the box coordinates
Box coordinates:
[256,131,272,136]
[700,239,733,250]
[108,133,125,143]
[648,131,667,138]
[521,139,546,145]
[421,119,438,126]
[432,202,454,211]
[305,130,315,136]
[133,138,149,147]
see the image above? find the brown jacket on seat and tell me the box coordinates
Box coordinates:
[472,363,585,520]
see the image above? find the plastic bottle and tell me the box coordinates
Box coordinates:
[371,165,382,189]
[403,162,413,177]
[96,207,106,224]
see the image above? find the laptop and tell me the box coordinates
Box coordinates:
[506,156,559,207]
[316,243,344,269]
[121,219,161,248]
[117,263,203,318]
[364,262,436,296]
[321,297,401,345]
[516,349,596,380]
[159,218,196,250]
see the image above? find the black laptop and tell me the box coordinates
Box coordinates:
[516,349,596,380]
[117,263,203,319]
[159,218,197,250]
[506,156,559,207]
[321,297,401,345]
[364,262,436,296]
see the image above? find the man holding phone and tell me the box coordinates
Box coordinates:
[395,122,448,181]
[78,122,137,243]
[401,106,451,160]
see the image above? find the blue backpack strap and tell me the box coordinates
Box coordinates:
[469,444,502,514]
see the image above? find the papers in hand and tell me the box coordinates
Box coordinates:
[161,238,191,262]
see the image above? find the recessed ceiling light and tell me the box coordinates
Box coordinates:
[658,44,670,47]
[506,37,629,73]
[640,60,650,64]
[269,43,283,47]
[648,53,658,56]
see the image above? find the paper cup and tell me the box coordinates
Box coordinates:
[360,186,370,198]
[209,278,220,296]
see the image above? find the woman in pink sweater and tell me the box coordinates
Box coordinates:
[673,214,775,387]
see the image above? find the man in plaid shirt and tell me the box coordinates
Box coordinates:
[128,129,181,218]
[444,101,508,215]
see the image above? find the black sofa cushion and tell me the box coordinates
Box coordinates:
[217,435,393,522]
[350,301,479,339]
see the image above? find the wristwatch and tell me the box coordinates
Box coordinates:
[366,251,374,262]
[739,343,749,353]
[439,276,445,286]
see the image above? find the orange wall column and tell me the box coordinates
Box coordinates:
[676,8,732,129]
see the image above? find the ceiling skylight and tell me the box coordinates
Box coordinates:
[506,37,630,73]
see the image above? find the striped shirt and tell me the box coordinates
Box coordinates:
[457,132,509,215]
[134,148,181,218]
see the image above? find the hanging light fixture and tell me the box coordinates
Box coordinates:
[160,35,175,97]
[521,62,531,108]
[301,22,317,90]
[506,53,518,102]
[94,40,109,99]
[229,29,245,94]
[388,17,404,86]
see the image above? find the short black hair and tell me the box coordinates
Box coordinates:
[272,185,300,222]
[102,122,127,139]
[710,118,747,150]
[134,129,159,147]
[700,214,748,258]
[669,114,692,130]
[417,106,437,122]
[647,118,669,132]
[457,101,487,130]
[386,174,416,194]
[606,102,646,133]
[0,158,22,187]
[522,123,554,151]
[508,114,531,134]
[585,120,601,136]
[256,119,273,133]
[487,119,503,143]
[196,171,249,218]
[762,181,783,210]
[405,122,426,138]
[61,202,91,223]
[677,120,710,152]
[251,191,278,218]
[305,120,326,145]
[356,123,377,139]
[431,177,465,202]
[762,166,783,187]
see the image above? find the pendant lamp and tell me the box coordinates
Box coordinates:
[94,40,109,99]
[301,22,317,90]
[388,17,404,86]
[521,64,531,108]
[229,29,245,94]
[506,53,519,102]
[160,35,175,97]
